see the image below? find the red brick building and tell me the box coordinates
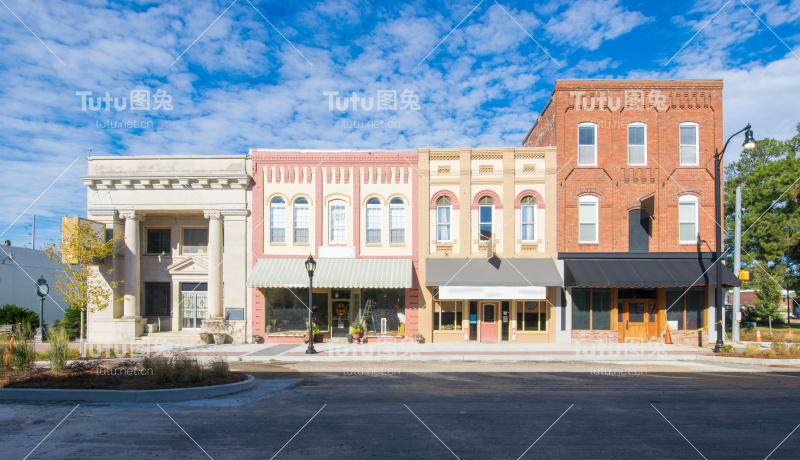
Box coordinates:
[524,80,740,345]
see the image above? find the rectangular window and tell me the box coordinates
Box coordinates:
[571,288,610,330]
[578,200,598,243]
[293,206,309,243]
[666,289,685,330]
[270,205,286,243]
[679,199,697,243]
[680,124,698,165]
[329,203,346,244]
[686,289,704,330]
[479,205,492,241]
[434,300,463,331]
[144,282,170,317]
[628,124,646,165]
[666,288,704,330]
[517,301,547,332]
[578,124,597,165]
[521,204,536,241]
[366,206,381,244]
[182,228,208,254]
[437,206,451,242]
[390,206,405,244]
[146,228,171,255]
[483,303,496,322]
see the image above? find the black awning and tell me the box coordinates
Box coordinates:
[563,256,741,288]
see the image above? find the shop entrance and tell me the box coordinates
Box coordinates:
[480,301,498,342]
[618,299,658,342]
[180,283,207,330]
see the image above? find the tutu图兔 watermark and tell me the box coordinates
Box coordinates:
[76,89,174,112]
[570,90,668,112]
[323,89,420,111]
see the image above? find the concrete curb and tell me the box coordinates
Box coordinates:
[697,356,800,366]
[0,374,256,403]
[233,354,706,363]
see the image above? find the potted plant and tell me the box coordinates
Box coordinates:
[413,333,425,344]
[350,323,363,341]
[305,324,320,344]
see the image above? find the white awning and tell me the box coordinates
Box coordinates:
[247,258,413,289]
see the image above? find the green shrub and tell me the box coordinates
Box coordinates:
[764,349,776,358]
[720,344,734,353]
[48,327,70,372]
[790,345,800,357]
[10,340,36,371]
[0,304,39,332]
[209,359,230,378]
[54,307,86,341]
[0,336,9,374]
[141,356,178,384]
[744,344,759,356]
[108,347,116,358]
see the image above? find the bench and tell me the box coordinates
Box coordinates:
[0,324,16,336]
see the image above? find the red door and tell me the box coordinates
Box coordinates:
[480,302,498,342]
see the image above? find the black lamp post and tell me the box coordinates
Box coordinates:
[35,275,49,341]
[714,123,756,353]
[305,255,317,355]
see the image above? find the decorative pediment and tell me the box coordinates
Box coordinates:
[167,257,208,275]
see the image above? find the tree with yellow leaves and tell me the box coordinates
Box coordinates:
[45,218,123,354]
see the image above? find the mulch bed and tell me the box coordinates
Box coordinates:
[1,361,246,390]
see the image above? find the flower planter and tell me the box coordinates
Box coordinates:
[213,333,226,345]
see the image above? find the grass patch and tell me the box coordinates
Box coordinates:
[9,341,36,371]
[210,359,230,379]
[48,327,71,372]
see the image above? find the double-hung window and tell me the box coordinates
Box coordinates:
[366,198,382,244]
[270,197,286,243]
[628,123,647,165]
[293,197,309,244]
[520,196,536,242]
[329,200,346,244]
[678,195,698,244]
[479,196,493,241]
[389,197,405,244]
[578,123,597,166]
[436,196,452,242]
[578,195,599,244]
[680,123,699,165]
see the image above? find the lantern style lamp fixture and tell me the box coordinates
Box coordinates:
[34,275,49,341]
[305,255,317,355]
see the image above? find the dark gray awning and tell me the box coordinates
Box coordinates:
[426,258,562,287]
[563,257,741,288]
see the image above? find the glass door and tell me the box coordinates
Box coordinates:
[181,283,208,330]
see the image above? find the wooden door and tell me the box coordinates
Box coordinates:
[480,302,498,342]
[622,300,657,342]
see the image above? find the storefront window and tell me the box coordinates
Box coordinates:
[434,300,463,331]
[266,288,314,332]
[517,301,547,331]
[666,288,704,330]
[360,289,405,334]
[571,288,610,330]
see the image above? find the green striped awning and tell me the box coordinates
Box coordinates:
[247,258,413,289]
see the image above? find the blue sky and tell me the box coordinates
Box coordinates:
[0,0,799,248]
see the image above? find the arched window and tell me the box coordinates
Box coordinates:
[366,198,382,244]
[270,197,286,243]
[521,196,537,242]
[329,199,346,244]
[479,196,494,241]
[437,196,452,242]
[628,122,647,165]
[680,122,699,165]
[578,195,598,243]
[390,197,405,244]
[678,195,699,244]
[578,122,597,166]
[293,197,309,244]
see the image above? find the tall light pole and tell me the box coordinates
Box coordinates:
[305,255,317,355]
[35,275,49,341]
[714,124,756,353]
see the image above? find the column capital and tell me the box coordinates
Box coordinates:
[119,210,145,221]
[204,210,223,220]
[87,208,122,224]
[220,208,249,218]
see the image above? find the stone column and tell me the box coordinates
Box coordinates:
[119,210,144,318]
[205,210,223,318]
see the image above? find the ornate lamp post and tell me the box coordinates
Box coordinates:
[714,124,756,353]
[34,275,49,341]
[305,255,317,355]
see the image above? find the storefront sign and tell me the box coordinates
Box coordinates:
[439,285,547,300]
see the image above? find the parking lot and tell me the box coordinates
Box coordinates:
[2,361,799,459]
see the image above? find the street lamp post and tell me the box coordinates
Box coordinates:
[305,255,317,355]
[34,275,49,342]
[714,124,756,353]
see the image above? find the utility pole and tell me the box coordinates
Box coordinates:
[31,215,36,250]
[733,187,742,342]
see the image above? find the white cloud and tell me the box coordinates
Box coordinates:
[544,0,651,51]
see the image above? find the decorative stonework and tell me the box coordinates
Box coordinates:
[201,318,246,344]
[118,210,145,221]
[82,175,250,190]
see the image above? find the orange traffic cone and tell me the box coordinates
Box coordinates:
[4,337,13,366]
[665,325,673,344]
[756,330,762,342]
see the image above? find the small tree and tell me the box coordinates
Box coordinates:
[749,264,786,327]
[45,219,123,354]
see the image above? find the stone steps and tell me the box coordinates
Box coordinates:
[136,332,205,344]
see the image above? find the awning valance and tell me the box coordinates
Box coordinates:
[562,256,741,288]
[247,258,412,289]
[426,258,562,287]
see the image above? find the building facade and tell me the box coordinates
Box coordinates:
[416,147,563,343]
[83,156,252,343]
[524,80,740,345]
[247,150,419,343]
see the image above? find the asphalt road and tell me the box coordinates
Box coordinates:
[1,361,799,459]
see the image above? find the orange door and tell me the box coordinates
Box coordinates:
[623,300,658,342]
[480,302,498,342]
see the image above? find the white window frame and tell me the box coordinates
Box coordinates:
[678,195,699,244]
[520,196,537,242]
[436,197,452,243]
[293,197,309,244]
[270,196,286,243]
[627,122,647,166]
[329,200,347,245]
[478,196,494,242]
[366,198,382,244]
[679,122,699,166]
[578,195,599,244]
[389,197,405,244]
[577,123,597,166]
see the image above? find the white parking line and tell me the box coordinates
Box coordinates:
[270,404,327,459]
[518,404,573,459]
[23,404,80,460]
[651,404,707,459]
[405,404,460,459]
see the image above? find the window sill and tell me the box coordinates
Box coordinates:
[433,330,463,333]
[366,243,382,247]
[269,243,287,246]
[293,243,310,246]
[517,331,548,334]
[389,243,407,247]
